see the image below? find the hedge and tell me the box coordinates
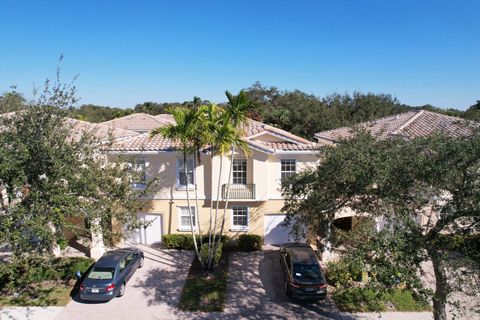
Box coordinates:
[162,233,263,251]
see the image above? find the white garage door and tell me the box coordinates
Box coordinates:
[126,213,163,245]
[264,214,295,245]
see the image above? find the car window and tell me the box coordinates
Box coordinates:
[87,267,115,280]
[120,253,134,272]
[293,263,322,280]
[125,253,134,265]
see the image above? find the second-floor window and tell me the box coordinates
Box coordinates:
[233,159,247,185]
[176,158,194,188]
[281,159,296,180]
[129,158,146,188]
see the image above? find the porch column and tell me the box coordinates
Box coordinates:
[48,222,61,257]
[90,218,106,260]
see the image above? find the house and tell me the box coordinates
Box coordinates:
[314,110,472,235]
[314,109,471,144]
[102,115,325,246]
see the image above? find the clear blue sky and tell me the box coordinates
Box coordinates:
[1,0,479,110]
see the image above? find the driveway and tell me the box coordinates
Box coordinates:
[55,244,194,320]
[224,247,345,320]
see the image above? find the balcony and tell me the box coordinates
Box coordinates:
[222,184,256,200]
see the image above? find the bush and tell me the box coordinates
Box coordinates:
[333,287,385,312]
[382,289,430,311]
[0,256,95,290]
[200,243,223,265]
[162,234,231,250]
[326,257,363,287]
[237,234,262,251]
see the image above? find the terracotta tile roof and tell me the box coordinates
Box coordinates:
[314,110,472,142]
[100,113,169,132]
[65,118,139,141]
[107,114,323,153]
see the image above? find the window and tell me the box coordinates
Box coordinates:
[231,206,248,230]
[281,159,296,180]
[178,206,196,230]
[176,158,195,188]
[129,158,147,188]
[232,159,247,185]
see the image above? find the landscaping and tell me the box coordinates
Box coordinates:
[0,256,94,307]
[176,233,263,312]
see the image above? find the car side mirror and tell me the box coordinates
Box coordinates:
[76,271,82,279]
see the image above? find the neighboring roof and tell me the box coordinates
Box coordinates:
[100,113,171,132]
[314,110,472,143]
[107,115,324,153]
[65,118,139,141]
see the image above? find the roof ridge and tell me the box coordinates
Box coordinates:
[390,110,424,135]
[100,113,163,125]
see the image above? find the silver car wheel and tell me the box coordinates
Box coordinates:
[118,283,125,297]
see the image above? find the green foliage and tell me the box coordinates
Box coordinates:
[326,258,363,287]
[162,234,231,250]
[0,76,150,257]
[236,234,263,251]
[0,88,26,113]
[333,287,385,312]
[383,288,430,311]
[200,242,222,265]
[282,127,480,319]
[0,256,94,290]
[71,104,133,122]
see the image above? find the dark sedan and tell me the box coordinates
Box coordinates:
[280,242,327,300]
[77,248,144,301]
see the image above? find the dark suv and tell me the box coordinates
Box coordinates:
[77,248,144,301]
[280,243,327,300]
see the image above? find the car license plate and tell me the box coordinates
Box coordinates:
[305,287,316,292]
[91,288,99,293]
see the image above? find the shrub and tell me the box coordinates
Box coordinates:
[162,234,231,250]
[333,287,385,312]
[382,289,430,311]
[326,257,363,287]
[237,234,262,251]
[200,243,223,265]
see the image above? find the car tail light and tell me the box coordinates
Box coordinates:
[318,283,327,289]
[80,284,85,291]
[106,283,115,292]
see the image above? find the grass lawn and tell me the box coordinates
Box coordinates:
[178,252,229,312]
[0,280,73,307]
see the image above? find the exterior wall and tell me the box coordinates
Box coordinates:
[142,198,286,238]
[107,148,320,238]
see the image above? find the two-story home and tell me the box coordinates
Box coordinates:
[102,114,324,246]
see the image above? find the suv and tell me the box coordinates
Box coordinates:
[77,248,144,301]
[280,243,327,300]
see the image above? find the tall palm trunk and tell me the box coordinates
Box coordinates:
[193,152,202,246]
[212,145,235,266]
[184,152,203,267]
[208,154,223,269]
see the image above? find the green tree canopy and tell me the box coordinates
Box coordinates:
[282,129,480,320]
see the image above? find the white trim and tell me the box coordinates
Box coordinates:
[230,205,249,231]
[106,150,181,155]
[177,206,198,231]
[274,150,319,155]
[176,158,195,189]
[247,131,300,144]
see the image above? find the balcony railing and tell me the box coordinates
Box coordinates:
[222,184,256,200]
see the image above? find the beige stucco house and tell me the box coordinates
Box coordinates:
[101,114,325,246]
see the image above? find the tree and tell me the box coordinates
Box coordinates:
[0,76,150,258]
[282,130,480,320]
[0,87,26,114]
[150,107,205,266]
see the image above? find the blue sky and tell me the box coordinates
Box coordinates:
[1,1,479,110]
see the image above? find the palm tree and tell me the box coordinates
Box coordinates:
[217,91,254,242]
[150,107,205,267]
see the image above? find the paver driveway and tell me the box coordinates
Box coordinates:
[224,247,346,320]
[56,244,193,320]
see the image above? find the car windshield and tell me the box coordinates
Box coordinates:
[293,263,322,280]
[87,267,115,280]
